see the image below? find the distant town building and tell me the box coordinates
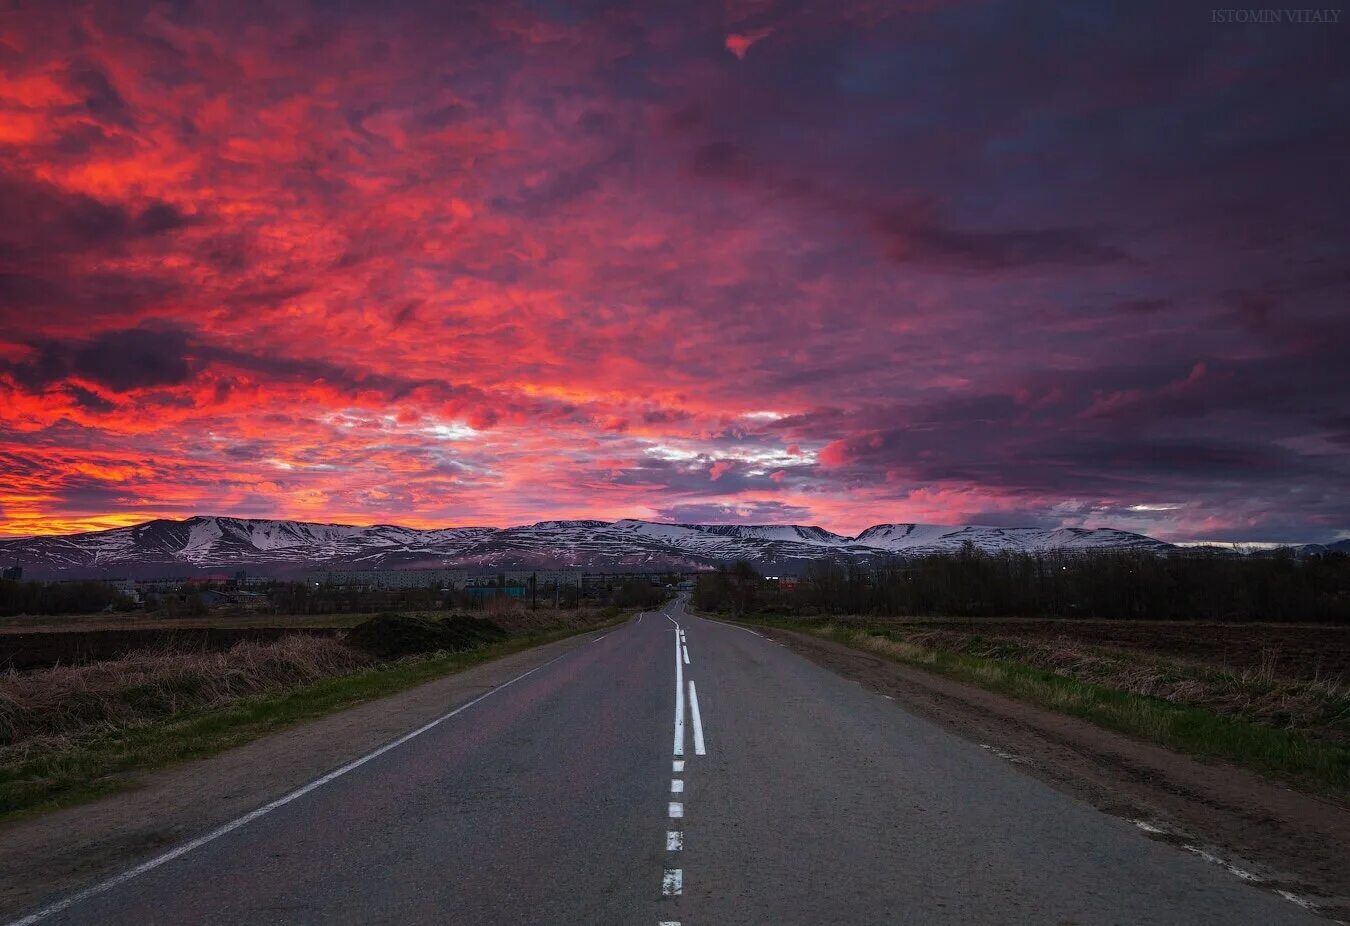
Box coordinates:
[310,568,474,589]
[101,578,141,604]
[464,585,527,600]
[309,568,587,590]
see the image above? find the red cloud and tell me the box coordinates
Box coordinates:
[725,28,774,60]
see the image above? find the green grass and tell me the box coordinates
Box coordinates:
[0,615,626,821]
[742,616,1350,798]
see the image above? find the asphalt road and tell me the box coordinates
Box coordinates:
[10,596,1322,925]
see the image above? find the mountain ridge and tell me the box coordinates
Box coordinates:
[0,514,1176,579]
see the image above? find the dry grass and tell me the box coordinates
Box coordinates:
[0,636,371,748]
[875,629,1350,746]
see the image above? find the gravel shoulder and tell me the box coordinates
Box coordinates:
[761,624,1350,920]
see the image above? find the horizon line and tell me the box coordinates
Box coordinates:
[0,512,1339,548]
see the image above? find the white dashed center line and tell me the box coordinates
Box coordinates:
[671,779,683,793]
[662,869,683,896]
[668,801,684,819]
[667,831,683,851]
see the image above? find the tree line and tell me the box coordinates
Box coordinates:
[1,573,674,618]
[693,547,1350,623]
[0,580,135,617]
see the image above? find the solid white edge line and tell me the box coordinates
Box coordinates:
[699,616,764,637]
[592,632,611,643]
[661,869,683,896]
[673,626,685,757]
[688,680,706,756]
[4,650,574,926]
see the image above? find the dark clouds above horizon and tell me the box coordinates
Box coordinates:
[0,0,1346,542]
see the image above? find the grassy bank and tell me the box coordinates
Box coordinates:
[741,616,1350,797]
[0,611,627,820]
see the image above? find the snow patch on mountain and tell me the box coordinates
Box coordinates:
[0,515,1175,578]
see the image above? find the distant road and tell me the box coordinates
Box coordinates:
[8,597,1319,924]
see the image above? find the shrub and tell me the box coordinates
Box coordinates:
[344,612,507,659]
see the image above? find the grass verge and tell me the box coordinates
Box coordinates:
[740,616,1350,798]
[0,612,627,821]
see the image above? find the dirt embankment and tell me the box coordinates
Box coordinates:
[763,625,1350,921]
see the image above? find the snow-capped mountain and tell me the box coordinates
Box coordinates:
[0,515,1174,578]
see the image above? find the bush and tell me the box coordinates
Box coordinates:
[344,613,507,659]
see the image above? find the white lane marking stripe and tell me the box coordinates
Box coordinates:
[1276,890,1318,910]
[671,779,683,793]
[592,632,611,643]
[682,645,690,665]
[666,614,680,627]
[672,760,684,772]
[4,649,574,926]
[658,922,681,925]
[688,680,706,756]
[699,616,764,637]
[636,614,643,624]
[662,869,683,896]
[673,626,685,757]
[668,801,684,818]
[666,831,683,851]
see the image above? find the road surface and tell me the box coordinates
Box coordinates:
[8,596,1321,925]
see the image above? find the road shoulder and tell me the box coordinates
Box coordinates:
[760,624,1350,920]
[0,627,608,921]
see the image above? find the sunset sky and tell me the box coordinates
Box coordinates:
[1,1,1347,542]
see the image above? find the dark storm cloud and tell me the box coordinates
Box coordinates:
[68,64,133,124]
[63,384,118,414]
[0,172,193,261]
[869,211,1126,270]
[8,327,194,393]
